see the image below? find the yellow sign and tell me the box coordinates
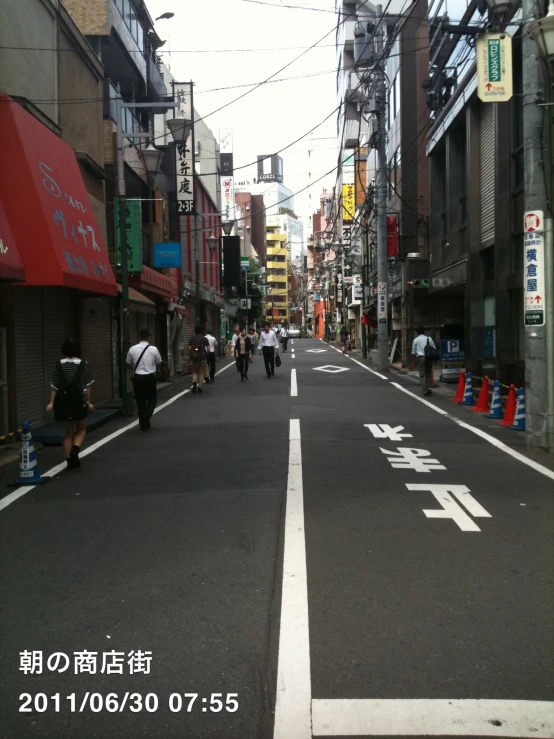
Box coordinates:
[477,33,513,103]
[342,183,355,222]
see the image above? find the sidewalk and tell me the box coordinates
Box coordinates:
[0,373,194,472]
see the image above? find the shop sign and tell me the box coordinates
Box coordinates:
[174,82,195,215]
[377,281,387,323]
[523,210,545,326]
[115,200,142,274]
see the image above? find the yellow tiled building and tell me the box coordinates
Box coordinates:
[265,227,289,326]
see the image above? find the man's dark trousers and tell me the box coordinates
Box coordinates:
[133,373,157,428]
[282,338,288,352]
[208,353,216,381]
[262,347,275,376]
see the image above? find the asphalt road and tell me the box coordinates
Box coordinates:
[0,339,553,739]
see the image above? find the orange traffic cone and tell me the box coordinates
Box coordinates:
[499,384,517,427]
[472,376,489,412]
[452,371,466,403]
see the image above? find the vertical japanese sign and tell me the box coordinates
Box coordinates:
[115,200,142,274]
[342,183,354,222]
[220,130,235,223]
[477,33,513,103]
[387,215,398,258]
[335,269,344,306]
[378,281,387,324]
[174,82,195,216]
[523,210,545,326]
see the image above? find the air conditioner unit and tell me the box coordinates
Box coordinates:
[354,22,375,67]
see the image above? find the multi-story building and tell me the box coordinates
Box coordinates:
[235,192,267,263]
[0,0,117,433]
[265,227,289,326]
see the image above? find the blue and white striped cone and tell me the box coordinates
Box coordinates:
[461,372,474,406]
[488,380,503,418]
[10,421,48,487]
[512,388,526,431]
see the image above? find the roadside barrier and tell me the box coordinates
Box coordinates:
[512,388,526,431]
[499,385,517,427]
[488,380,503,419]
[460,372,474,406]
[472,376,490,413]
[8,421,48,487]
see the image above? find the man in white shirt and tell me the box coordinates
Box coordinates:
[411,325,436,396]
[258,322,280,378]
[231,325,241,372]
[126,328,162,430]
[205,329,218,383]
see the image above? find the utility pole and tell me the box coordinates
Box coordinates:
[375,4,389,373]
[522,0,552,450]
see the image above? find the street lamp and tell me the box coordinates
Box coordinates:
[139,143,163,183]
[155,12,175,20]
[207,233,219,254]
[166,117,192,144]
[486,0,513,21]
[222,219,235,236]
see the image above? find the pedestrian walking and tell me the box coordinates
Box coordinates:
[231,325,241,373]
[46,337,94,469]
[127,328,162,430]
[248,327,259,360]
[340,326,350,354]
[235,328,253,381]
[411,325,437,396]
[258,322,280,378]
[280,327,290,353]
[189,323,210,394]
[205,328,218,383]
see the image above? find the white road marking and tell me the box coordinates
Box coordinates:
[390,382,554,482]
[365,423,412,441]
[407,484,484,532]
[273,419,311,739]
[313,365,349,374]
[312,698,554,737]
[306,349,328,354]
[380,447,446,472]
[291,369,298,397]
[0,362,236,513]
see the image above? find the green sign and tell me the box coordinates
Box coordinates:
[115,200,142,274]
[488,39,501,83]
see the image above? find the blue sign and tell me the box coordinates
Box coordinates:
[484,327,495,358]
[440,339,465,361]
[153,242,181,268]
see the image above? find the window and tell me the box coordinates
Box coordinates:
[481,246,495,282]
[137,21,143,51]
[123,0,130,27]
[394,71,401,119]
[114,0,123,14]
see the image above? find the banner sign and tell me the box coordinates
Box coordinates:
[335,269,344,306]
[387,215,398,258]
[377,281,387,324]
[523,210,545,326]
[477,33,513,103]
[174,82,195,215]
[115,200,142,274]
[342,183,355,222]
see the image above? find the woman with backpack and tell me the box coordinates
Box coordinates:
[46,337,94,469]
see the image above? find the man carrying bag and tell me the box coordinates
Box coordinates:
[127,328,162,431]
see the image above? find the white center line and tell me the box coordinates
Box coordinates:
[0,361,237,513]
[290,368,298,397]
[312,698,554,737]
[273,419,311,739]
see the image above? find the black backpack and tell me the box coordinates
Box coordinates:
[54,361,86,420]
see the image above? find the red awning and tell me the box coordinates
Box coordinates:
[130,265,178,298]
[0,197,25,281]
[0,97,117,296]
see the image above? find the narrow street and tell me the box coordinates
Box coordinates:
[1,339,553,739]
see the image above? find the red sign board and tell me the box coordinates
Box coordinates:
[0,197,24,281]
[0,97,116,295]
[387,215,398,258]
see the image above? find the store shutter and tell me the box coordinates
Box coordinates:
[14,288,45,427]
[80,297,114,404]
[14,287,76,427]
[480,103,495,245]
[180,299,196,372]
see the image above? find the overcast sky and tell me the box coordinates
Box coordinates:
[146,0,339,235]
